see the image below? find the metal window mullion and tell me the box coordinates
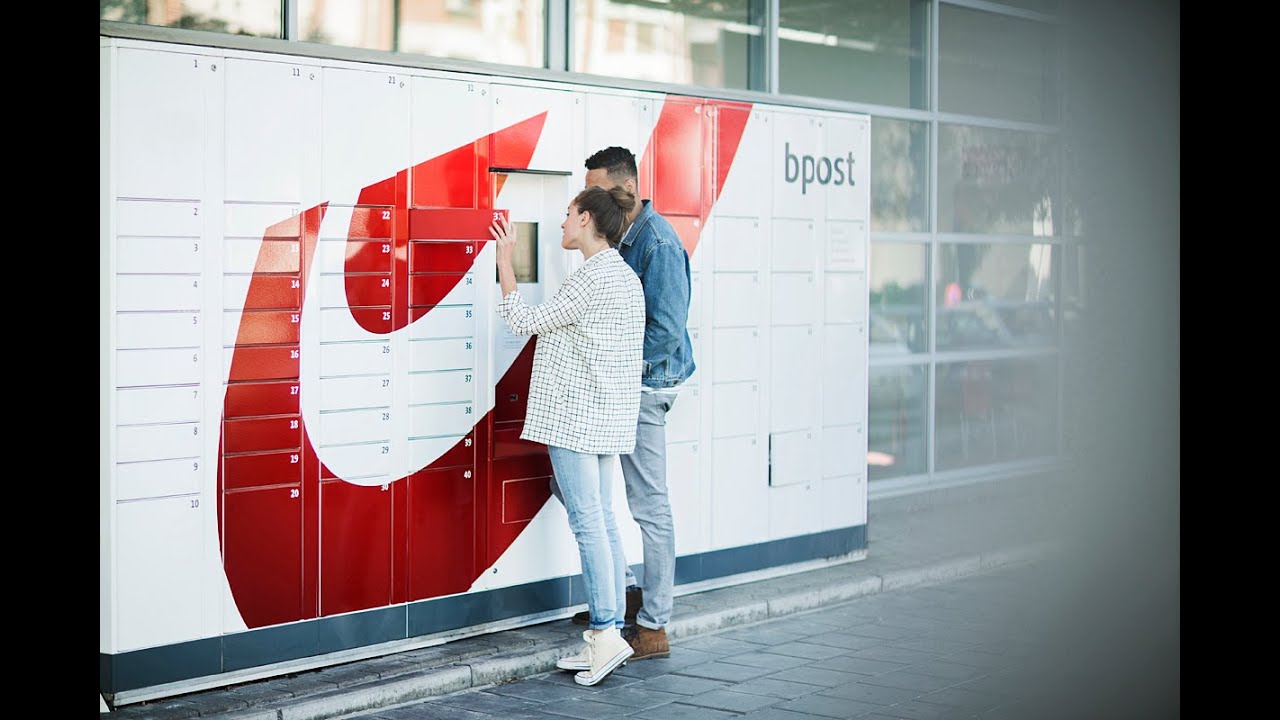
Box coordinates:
[768,0,779,94]
[549,0,568,72]
[927,2,940,481]
[283,0,298,41]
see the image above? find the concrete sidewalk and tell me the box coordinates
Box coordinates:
[103,475,1065,720]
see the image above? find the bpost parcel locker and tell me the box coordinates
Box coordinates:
[100,36,870,703]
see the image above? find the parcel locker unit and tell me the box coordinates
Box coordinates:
[100,35,869,703]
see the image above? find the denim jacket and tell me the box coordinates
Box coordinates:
[617,200,696,388]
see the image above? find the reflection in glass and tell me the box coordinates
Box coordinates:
[510,222,538,283]
[868,363,927,481]
[574,0,759,89]
[298,0,390,51]
[1061,242,1084,346]
[939,4,1058,124]
[778,0,928,108]
[398,0,544,66]
[101,0,282,37]
[935,357,1058,470]
[870,242,926,354]
[872,117,928,232]
[936,243,1057,351]
[297,1,545,66]
[938,124,1059,235]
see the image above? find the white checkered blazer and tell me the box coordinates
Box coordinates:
[497,248,646,454]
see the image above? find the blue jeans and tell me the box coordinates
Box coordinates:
[546,445,627,631]
[620,388,679,630]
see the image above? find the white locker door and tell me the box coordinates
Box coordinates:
[115,47,218,200]
[823,115,871,223]
[116,497,204,651]
[225,57,320,204]
[492,84,575,173]
[715,107,772,218]
[771,110,825,221]
[321,67,411,200]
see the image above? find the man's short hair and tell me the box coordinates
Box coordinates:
[585,146,638,184]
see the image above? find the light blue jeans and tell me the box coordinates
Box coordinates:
[548,388,681,630]
[547,445,627,631]
[619,388,679,630]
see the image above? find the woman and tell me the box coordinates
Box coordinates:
[490,185,645,687]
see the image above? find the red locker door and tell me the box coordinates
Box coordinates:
[223,486,304,628]
[319,477,395,615]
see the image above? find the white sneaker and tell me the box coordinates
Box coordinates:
[573,627,633,687]
[556,631,593,671]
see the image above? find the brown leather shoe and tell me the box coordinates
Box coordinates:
[572,586,642,626]
[621,624,669,660]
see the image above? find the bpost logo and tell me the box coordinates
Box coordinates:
[784,142,855,195]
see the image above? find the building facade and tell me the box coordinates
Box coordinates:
[100,0,1094,705]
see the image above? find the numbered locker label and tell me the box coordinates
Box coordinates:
[117,312,203,350]
[318,375,393,411]
[320,442,391,478]
[224,238,301,275]
[224,415,303,454]
[116,458,201,501]
[408,306,476,339]
[117,237,203,275]
[117,348,203,387]
[409,370,474,405]
[224,204,302,238]
[409,337,475,372]
[318,341,392,377]
[117,275,202,312]
[118,423,203,463]
[223,380,300,419]
[117,386,202,426]
[223,309,302,346]
[223,450,303,491]
[224,275,302,311]
[117,200,203,237]
[409,403,475,438]
[317,408,392,446]
[224,344,300,382]
[319,307,393,342]
[318,273,393,308]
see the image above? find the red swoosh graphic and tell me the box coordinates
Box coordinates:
[219,98,751,629]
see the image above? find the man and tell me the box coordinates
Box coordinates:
[557,146,695,660]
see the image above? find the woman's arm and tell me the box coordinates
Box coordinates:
[491,216,593,336]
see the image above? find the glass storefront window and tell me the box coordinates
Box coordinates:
[871,117,928,232]
[778,0,928,108]
[986,0,1058,14]
[936,242,1057,351]
[299,0,393,53]
[399,0,544,66]
[868,363,927,481]
[938,124,1059,236]
[939,4,1058,124]
[574,0,760,89]
[297,1,545,67]
[101,0,282,37]
[935,356,1058,471]
[870,242,927,354]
